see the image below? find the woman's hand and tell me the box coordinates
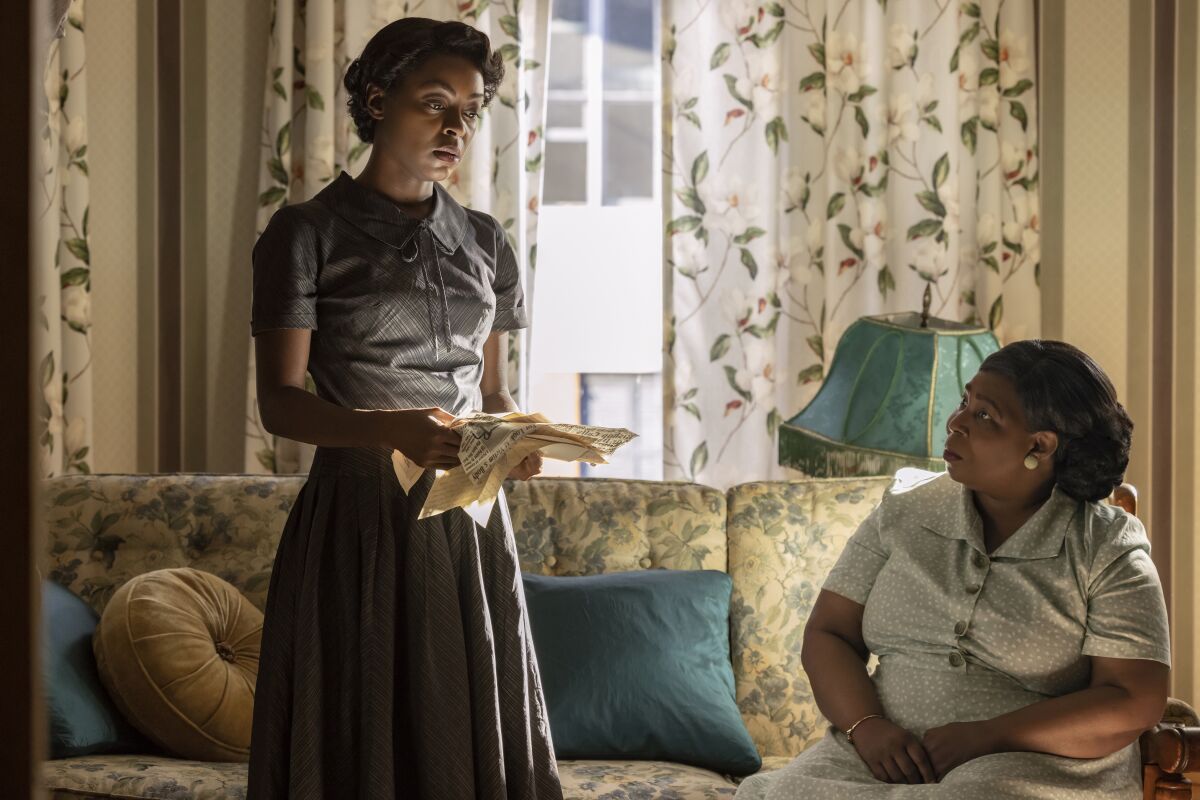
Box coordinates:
[921,720,998,780]
[506,451,543,481]
[381,407,462,470]
[851,717,936,784]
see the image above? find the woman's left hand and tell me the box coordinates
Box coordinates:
[921,720,999,780]
[506,451,544,481]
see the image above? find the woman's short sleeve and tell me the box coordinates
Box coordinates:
[1081,518,1171,666]
[250,207,319,336]
[491,220,529,333]
[822,503,889,605]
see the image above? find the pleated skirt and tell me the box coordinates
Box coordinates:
[246,446,563,800]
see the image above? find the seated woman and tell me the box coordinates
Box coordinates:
[736,340,1170,799]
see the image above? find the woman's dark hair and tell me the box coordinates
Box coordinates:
[978,340,1133,503]
[343,18,505,143]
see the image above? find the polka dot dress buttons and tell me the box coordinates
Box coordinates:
[955,620,968,636]
[965,583,981,594]
[973,552,988,569]
[949,651,964,667]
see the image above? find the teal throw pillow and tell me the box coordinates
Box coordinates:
[522,569,762,776]
[42,581,149,758]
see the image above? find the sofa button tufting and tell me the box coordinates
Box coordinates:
[215,642,236,663]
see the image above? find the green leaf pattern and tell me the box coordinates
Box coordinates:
[665,0,1039,487]
[35,0,93,477]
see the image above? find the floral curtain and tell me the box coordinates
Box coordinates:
[663,0,1040,488]
[243,0,552,474]
[34,0,93,478]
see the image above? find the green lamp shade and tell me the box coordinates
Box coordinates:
[779,312,1000,477]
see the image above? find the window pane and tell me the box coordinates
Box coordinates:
[544,141,587,204]
[602,101,653,204]
[554,0,588,24]
[549,30,586,90]
[580,373,663,480]
[547,100,585,129]
[604,0,655,91]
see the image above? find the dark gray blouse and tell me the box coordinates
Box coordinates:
[251,171,528,416]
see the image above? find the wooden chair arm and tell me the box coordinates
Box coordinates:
[1142,724,1200,772]
[1141,699,1200,798]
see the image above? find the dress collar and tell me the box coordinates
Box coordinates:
[922,479,1079,559]
[317,170,468,253]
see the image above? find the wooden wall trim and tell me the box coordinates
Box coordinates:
[1037,0,1065,341]
[1172,0,1199,705]
[156,0,182,472]
[1151,0,1176,615]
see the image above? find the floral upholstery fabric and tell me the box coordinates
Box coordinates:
[41,472,872,798]
[44,755,248,800]
[41,474,305,615]
[726,478,891,757]
[558,760,736,798]
[45,756,751,799]
[506,477,728,576]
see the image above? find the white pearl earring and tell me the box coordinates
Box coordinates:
[1023,455,1039,470]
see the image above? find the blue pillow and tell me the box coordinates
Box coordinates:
[522,569,762,776]
[42,581,149,758]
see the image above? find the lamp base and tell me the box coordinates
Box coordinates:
[779,424,946,478]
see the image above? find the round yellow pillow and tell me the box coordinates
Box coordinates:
[94,568,263,761]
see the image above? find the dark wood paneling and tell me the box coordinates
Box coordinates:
[0,0,39,796]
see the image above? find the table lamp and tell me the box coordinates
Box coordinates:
[779,309,1001,477]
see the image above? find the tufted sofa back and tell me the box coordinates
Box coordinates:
[41,472,888,760]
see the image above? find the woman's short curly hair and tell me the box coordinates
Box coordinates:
[978,340,1133,503]
[343,18,505,143]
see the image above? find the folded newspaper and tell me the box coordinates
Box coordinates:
[391,411,637,522]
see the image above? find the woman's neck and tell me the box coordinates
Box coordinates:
[973,483,1054,553]
[355,153,436,217]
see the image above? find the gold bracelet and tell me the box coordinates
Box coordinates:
[844,713,883,742]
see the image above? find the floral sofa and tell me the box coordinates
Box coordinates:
[39,473,1200,799]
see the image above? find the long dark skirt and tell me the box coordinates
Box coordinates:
[247,446,563,799]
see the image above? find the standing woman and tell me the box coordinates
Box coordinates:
[246,18,562,800]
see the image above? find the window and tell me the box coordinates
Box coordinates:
[530,0,662,479]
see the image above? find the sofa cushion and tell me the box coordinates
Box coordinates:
[525,570,761,776]
[42,580,149,758]
[559,759,738,797]
[44,755,248,800]
[41,474,305,616]
[506,477,727,576]
[93,568,262,762]
[44,756,741,799]
[726,478,890,757]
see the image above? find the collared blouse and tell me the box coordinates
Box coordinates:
[250,171,528,416]
[824,469,1171,698]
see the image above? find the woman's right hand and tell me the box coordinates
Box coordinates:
[851,717,936,784]
[381,407,463,470]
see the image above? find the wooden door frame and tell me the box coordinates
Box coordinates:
[1,1,41,798]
